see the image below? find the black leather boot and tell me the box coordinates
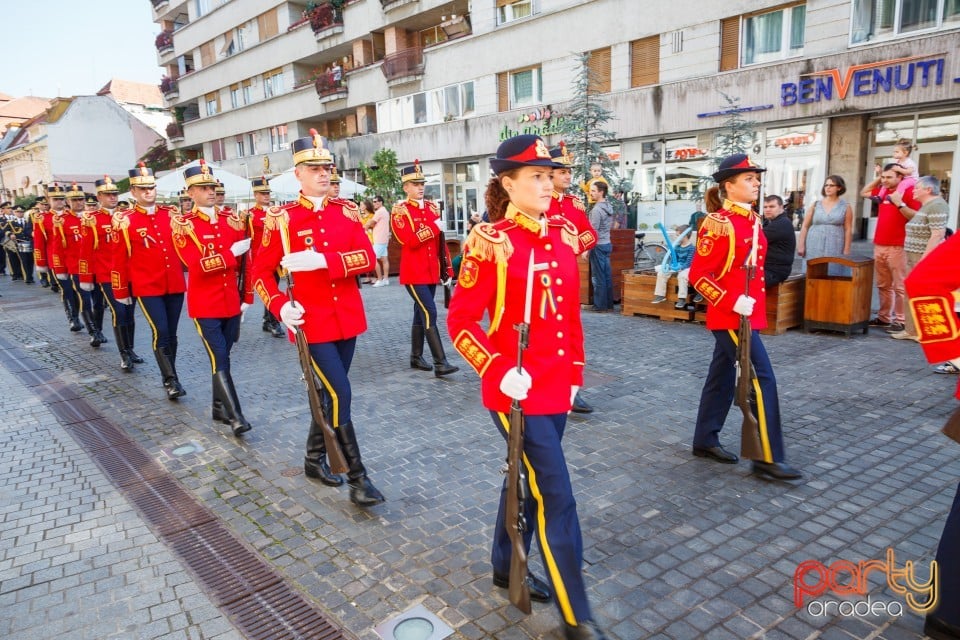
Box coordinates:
[93,303,108,344]
[571,391,593,414]
[409,325,432,370]
[304,418,344,486]
[336,422,384,506]
[126,321,144,363]
[211,370,252,436]
[564,620,609,640]
[262,308,273,333]
[424,325,458,377]
[113,325,134,372]
[155,346,186,400]
[269,316,285,338]
[81,308,101,347]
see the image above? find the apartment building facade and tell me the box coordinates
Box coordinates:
[153,0,960,236]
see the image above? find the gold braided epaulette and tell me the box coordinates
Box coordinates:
[114,213,130,232]
[391,202,408,216]
[700,212,732,238]
[170,214,194,237]
[332,198,361,223]
[263,206,287,232]
[547,215,579,251]
[81,212,97,228]
[426,201,440,215]
[565,193,586,212]
[463,222,513,264]
[225,211,245,232]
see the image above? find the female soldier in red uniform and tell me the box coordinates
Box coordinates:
[446,135,607,640]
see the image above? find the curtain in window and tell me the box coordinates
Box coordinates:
[512,71,533,104]
[743,10,783,64]
[790,5,806,50]
[900,0,938,31]
[945,0,960,22]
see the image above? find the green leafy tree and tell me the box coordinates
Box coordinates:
[359,147,402,206]
[14,195,38,210]
[557,52,624,198]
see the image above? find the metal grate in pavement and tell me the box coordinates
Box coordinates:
[1,344,349,640]
[167,520,282,605]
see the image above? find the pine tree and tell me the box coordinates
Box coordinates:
[557,52,624,197]
[359,148,402,206]
[713,92,757,160]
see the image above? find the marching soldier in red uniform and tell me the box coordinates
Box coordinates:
[548,142,597,414]
[904,233,960,640]
[688,154,802,480]
[77,179,116,349]
[246,176,284,338]
[391,161,458,377]
[112,164,187,396]
[52,183,86,332]
[33,197,55,290]
[252,130,384,507]
[171,161,254,436]
[447,135,608,640]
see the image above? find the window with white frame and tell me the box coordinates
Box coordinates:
[742,4,805,66]
[509,67,542,109]
[269,125,289,152]
[375,80,475,133]
[851,0,960,44]
[241,80,252,105]
[205,96,218,116]
[246,133,256,156]
[235,135,245,158]
[497,0,539,25]
[230,85,241,109]
[263,70,284,98]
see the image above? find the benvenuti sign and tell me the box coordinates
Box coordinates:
[781,53,947,107]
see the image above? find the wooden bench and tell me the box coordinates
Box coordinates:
[691,273,805,335]
[621,269,694,322]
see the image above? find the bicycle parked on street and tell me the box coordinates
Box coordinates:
[634,232,668,272]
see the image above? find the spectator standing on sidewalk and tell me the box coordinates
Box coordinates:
[797,175,853,276]
[588,181,614,312]
[860,165,921,333]
[365,195,391,286]
[762,195,796,287]
[889,175,948,342]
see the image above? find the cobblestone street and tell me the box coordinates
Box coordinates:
[0,273,954,640]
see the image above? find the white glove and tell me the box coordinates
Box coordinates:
[282,250,327,272]
[499,367,532,401]
[117,297,133,305]
[441,277,452,287]
[570,385,580,407]
[230,238,251,257]
[79,282,94,291]
[733,295,755,316]
[36,266,48,274]
[279,301,305,331]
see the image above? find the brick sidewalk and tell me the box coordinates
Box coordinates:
[0,273,954,639]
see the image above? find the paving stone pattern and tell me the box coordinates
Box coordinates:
[0,264,954,640]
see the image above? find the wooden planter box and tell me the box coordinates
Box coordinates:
[761,273,805,335]
[621,270,694,321]
[803,256,874,336]
[578,228,633,306]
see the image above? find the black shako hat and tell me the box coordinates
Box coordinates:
[490,134,564,175]
[711,153,766,183]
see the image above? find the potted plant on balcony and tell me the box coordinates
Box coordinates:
[155,30,173,52]
[166,122,184,140]
[159,76,178,96]
[305,0,344,33]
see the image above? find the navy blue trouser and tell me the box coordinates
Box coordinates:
[138,294,184,351]
[194,316,240,373]
[72,275,104,317]
[406,283,438,330]
[99,282,134,328]
[693,329,784,463]
[489,411,591,626]
[307,338,356,427]
[58,274,81,315]
[934,481,960,626]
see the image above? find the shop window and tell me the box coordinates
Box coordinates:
[509,67,542,109]
[851,0,960,44]
[742,4,805,66]
[497,0,539,25]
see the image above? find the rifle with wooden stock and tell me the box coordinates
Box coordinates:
[504,251,536,615]
[736,214,765,461]
[279,226,348,475]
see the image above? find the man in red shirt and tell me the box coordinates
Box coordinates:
[860,164,921,332]
[246,176,284,338]
[252,130,384,507]
[390,161,458,377]
[171,161,254,436]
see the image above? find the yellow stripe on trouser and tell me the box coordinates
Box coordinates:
[310,358,341,428]
[728,330,773,462]
[99,284,118,327]
[406,284,432,330]
[137,298,160,351]
[496,412,577,625]
[193,319,218,374]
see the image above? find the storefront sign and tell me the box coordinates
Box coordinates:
[499,107,566,141]
[781,54,946,107]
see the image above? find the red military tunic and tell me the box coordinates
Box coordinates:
[33,211,56,269]
[689,200,768,331]
[111,204,186,299]
[252,195,374,343]
[52,211,85,277]
[246,205,269,263]
[548,191,597,255]
[78,208,119,285]
[447,205,585,414]
[390,199,453,285]
[904,233,960,398]
[171,207,252,319]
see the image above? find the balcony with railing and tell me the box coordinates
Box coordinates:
[304,1,344,40]
[155,30,174,55]
[381,47,424,86]
[166,122,184,142]
[381,0,418,11]
[159,76,179,101]
[314,71,347,103]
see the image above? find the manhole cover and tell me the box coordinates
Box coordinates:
[281,468,303,477]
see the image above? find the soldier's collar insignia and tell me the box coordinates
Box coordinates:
[504,203,541,234]
[723,199,755,218]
